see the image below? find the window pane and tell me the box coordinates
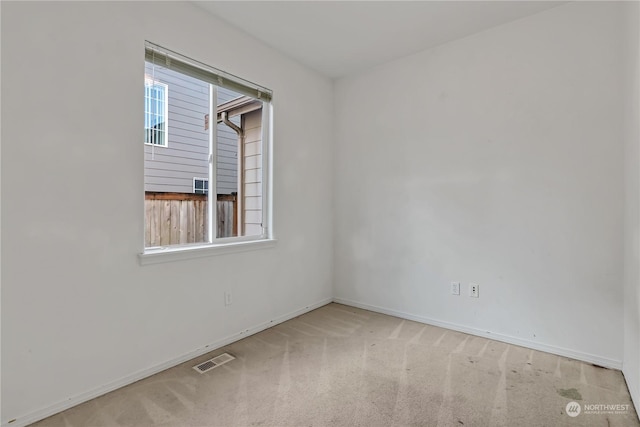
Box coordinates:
[144,62,209,247]
[144,46,270,249]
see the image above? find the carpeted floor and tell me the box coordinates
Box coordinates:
[32,303,639,426]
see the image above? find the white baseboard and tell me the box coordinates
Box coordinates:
[3,297,332,427]
[333,297,623,370]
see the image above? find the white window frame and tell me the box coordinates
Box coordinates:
[144,77,169,147]
[139,42,275,265]
[193,177,209,194]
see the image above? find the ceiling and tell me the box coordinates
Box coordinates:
[195,1,566,78]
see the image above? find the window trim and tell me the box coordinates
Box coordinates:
[141,41,274,263]
[144,77,169,147]
[138,238,277,265]
[144,41,272,102]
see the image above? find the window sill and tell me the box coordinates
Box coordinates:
[138,238,277,266]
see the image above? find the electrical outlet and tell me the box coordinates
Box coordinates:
[225,291,233,306]
[451,282,460,295]
[469,283,479,298]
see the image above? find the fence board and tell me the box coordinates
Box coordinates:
[187,201,195,243]
[219,201,235,238]
[145,201,152,247]
[195,200,202,243]
[170,200,180,243]
[148,200,154,246]
[179,202,188,245]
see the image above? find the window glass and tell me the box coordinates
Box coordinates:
[143,44,271,249]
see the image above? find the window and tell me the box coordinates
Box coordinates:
[144,79,168,146]
[142,41,273,261]
[193,178,208,194]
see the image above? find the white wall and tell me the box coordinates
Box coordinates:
[334,2,625,367]
[3,0,638,424]
[0,1,333,424]
[624,0,640,413]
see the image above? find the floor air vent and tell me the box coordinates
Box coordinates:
[193,352,235,374]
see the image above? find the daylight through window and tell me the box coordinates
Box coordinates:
[144,42,272,250]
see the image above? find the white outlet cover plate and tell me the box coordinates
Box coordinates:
[451,282,460,295]
[469,283,479,298]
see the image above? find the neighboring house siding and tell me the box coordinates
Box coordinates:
[243,109,263,236]
[216,88,241,195]
[143,64,243,195]
[144,64,210,193]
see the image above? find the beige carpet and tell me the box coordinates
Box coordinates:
[32,303,639,427]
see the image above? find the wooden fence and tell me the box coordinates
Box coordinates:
[216,194,238,238]
[145,192,237,247]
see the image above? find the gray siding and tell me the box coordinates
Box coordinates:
[144,63,210,193]
[143,64,243,195]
